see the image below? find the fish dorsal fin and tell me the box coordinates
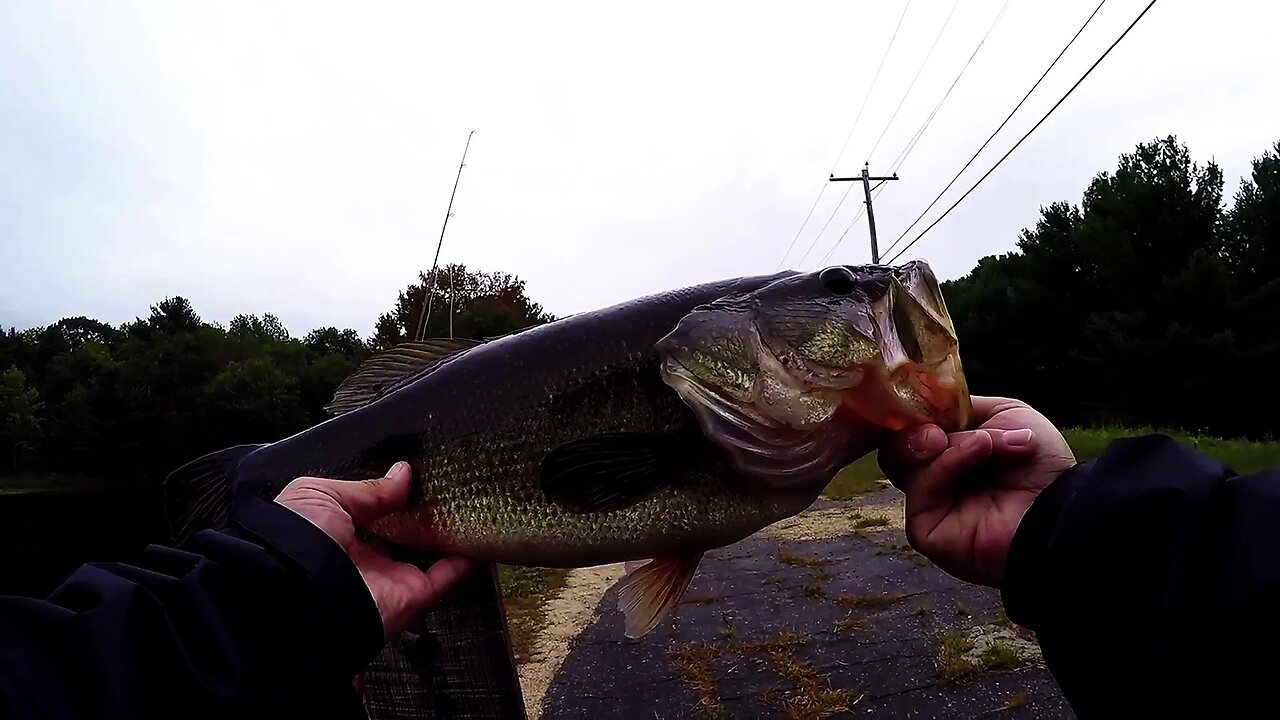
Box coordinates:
[617,552,704,638]
[325,338,481,415]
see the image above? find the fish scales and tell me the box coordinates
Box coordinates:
[229,273,803,567]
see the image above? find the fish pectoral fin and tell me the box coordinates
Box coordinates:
[616,552,704,638]
[540,432,686,513]
[324,338,483,415]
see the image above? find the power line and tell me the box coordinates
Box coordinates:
[828,1,913,179]
[864,0,960,163]
[776,0,912,269]
[885,0,1013,173]
[819,0,1012,266]
[886,0,1159,265]
[881,0,1107,260]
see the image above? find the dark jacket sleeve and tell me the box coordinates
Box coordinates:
[1002,434,1280,718]
[0,495,385,720]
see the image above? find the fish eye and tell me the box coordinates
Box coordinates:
[819,266,857,296]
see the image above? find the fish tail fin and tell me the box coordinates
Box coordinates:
[163,444,264,543]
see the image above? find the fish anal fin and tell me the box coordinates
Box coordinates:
[163,444,264,543]
[616,552,704,638]
[540,432,686,513]
[325,338,481,415]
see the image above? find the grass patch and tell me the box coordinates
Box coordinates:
[681,594,720,606]
[954,599,971,617]
[935,630,1028,683]
[913,599,931,617]
[738,631,806,654]
[779,548,832,568]
[497,565,570,664]
[670,644,725,719]
[822,454,884,500]
[1064,427,1280,474]
[978,640,1023,672]
[802,581,826,599]
[822,429,1280,503]
[836,590,907,611]
[851,513,891,530]
[935,629,976,683]
[741,632,862,719]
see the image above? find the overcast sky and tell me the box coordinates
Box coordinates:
[3,0,1277,337]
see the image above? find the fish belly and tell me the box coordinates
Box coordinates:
[367,463,814,568]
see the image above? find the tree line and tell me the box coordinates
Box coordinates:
[2,133,1277,483]
[0,264,552,479]
[944,135,1279,439]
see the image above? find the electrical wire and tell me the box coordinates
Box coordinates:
[817,0,1012,267]
[880,0,1107,260]
[885,0,1159,265]
[864,0,960,163]
[776,0,913,269]
[884,0,1013,173]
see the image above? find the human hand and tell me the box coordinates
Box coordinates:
[878,396,1076,588]
[274,462,474,639]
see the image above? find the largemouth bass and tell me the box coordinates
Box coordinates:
[165,260,970,637]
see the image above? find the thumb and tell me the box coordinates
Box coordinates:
[325,462,414,526]
[879,424,948,491]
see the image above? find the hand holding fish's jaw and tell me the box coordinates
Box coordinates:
[656,260,972,491]
[875,396,1076,588]
[274,462,476,639]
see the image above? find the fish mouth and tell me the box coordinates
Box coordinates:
[839,353,971,434]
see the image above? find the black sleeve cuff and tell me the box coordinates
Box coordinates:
[225,496,385,678]
[1000,434,1231,633]
[1000,457,1090,632]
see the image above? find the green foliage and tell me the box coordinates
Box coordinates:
[0,368,44,471]
[823,454,884,499]
[0,264,550,485]
[945,135,1280,439]
[228,313,291,342]
[1064,428,1280,476]
[371,263,554,349]
[822,428,1280,501]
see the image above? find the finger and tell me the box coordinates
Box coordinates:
[907,430,996,519]
[969,396,1028,423]
[878,424,947,490]
[317,462,414,527]
[991,427,1036,453]
[403,556,477,617]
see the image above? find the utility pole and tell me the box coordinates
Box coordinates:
[829,162,898,264]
